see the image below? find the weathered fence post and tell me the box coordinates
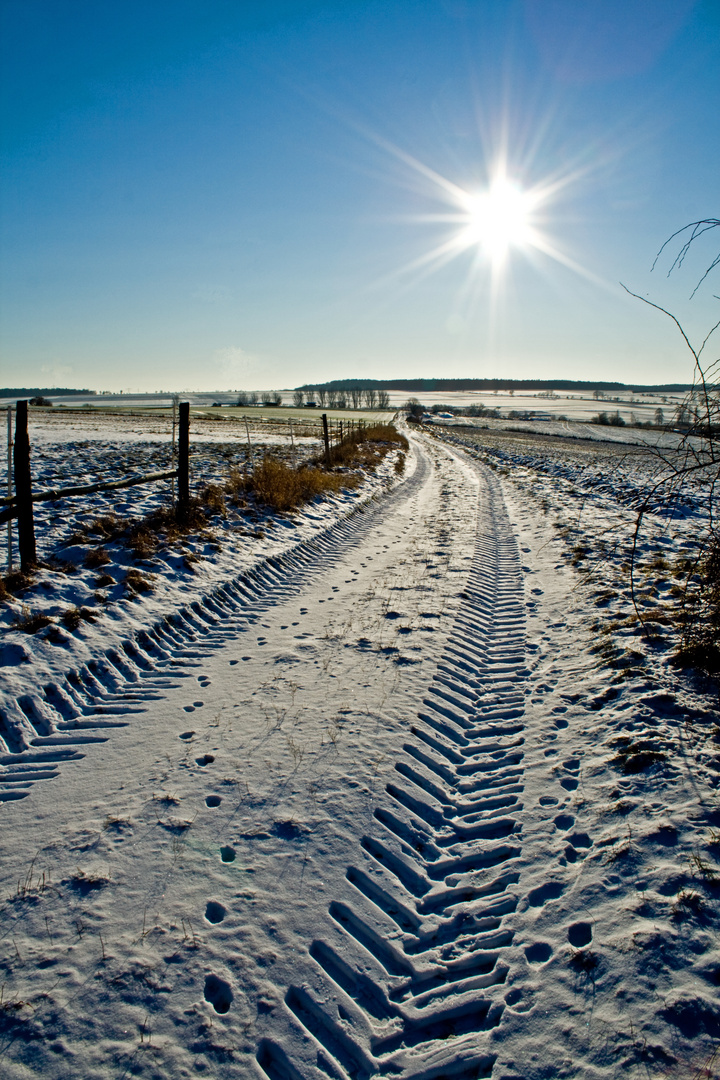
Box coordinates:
[244,418,255,473]
[170,394,178,505]
[178,401,190,516]
[289,418,296,469]
[6,406,12,571]
[322,413,331,467]
[14,400,36,571]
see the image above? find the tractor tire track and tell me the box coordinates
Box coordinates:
[0,452,430,802]
[257,459,525,1080]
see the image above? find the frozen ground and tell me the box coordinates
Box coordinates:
[0,419,718,1080]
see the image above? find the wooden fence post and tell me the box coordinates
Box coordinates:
[170,394,178,505]
[6,406,12,571]
[289,418,296,469]
[244,418,255,473]
[322,413,331,467]
[178,401,190,516]
[14,400,37,571]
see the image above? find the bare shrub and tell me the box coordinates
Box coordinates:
[225,467,247,503]
[200,483,226,516]
[248,456,351,511]
[314,422,408,470]
[676,543,720,672]
[622,223,720,676]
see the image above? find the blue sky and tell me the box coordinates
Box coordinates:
[1,0,718,391]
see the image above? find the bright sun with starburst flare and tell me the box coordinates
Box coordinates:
[458,177,538,264]
[365,136,598,306]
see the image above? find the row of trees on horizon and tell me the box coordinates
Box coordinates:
[293,387,390,409]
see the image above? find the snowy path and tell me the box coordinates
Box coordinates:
[2,437,519,1078]
[258,458,526,1080]
[1,434,717,1080]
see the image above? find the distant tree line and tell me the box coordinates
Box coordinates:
[298,378,693,394]
[0,387,94,397]
[235,391,282,406]
[294,386,390,409]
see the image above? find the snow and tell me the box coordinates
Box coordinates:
[0,414,718,1079]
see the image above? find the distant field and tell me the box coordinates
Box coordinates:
[0,386,687,430]
[385,388,685,424]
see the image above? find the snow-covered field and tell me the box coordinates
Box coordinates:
[0,413,718,1080]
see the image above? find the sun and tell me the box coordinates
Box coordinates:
[459,178,537,264]
[354,132,603,308]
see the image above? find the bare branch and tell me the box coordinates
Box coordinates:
[651,218,720,297]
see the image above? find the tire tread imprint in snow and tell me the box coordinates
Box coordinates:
[0,455,429,801]
[258,463,525,1080]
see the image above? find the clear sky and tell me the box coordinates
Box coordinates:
[1,0,718,392]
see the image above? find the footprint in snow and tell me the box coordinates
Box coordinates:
[528,881,566,907]
[205,795,222,808]
[220,846,236,862]
[198,676,211,687]
[568,921,593,948]
[205,901,226,924]
[179,730,195,740]
[183,701,204,713]
[505,987,534,1012]
[272,820,305,840]
[525,942,553,964]
[204,974,232,1013]
[564,831,593,863]
[196,753,215,767]
[560,758,580,790]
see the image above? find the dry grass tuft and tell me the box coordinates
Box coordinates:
[84,547,111,569]
[61,606,98,630]
[67,514,121,545]
[315,423,409,471]
[225,467,246,502]
[125,569,154,594]
[245,423,408,510]
[569,948,599,973]
[672,888,706,918]
[1,571,33,600]
[610,736,667,774]
[248,456,353,511]
[12,606,54,634]
[200,483,227,515]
